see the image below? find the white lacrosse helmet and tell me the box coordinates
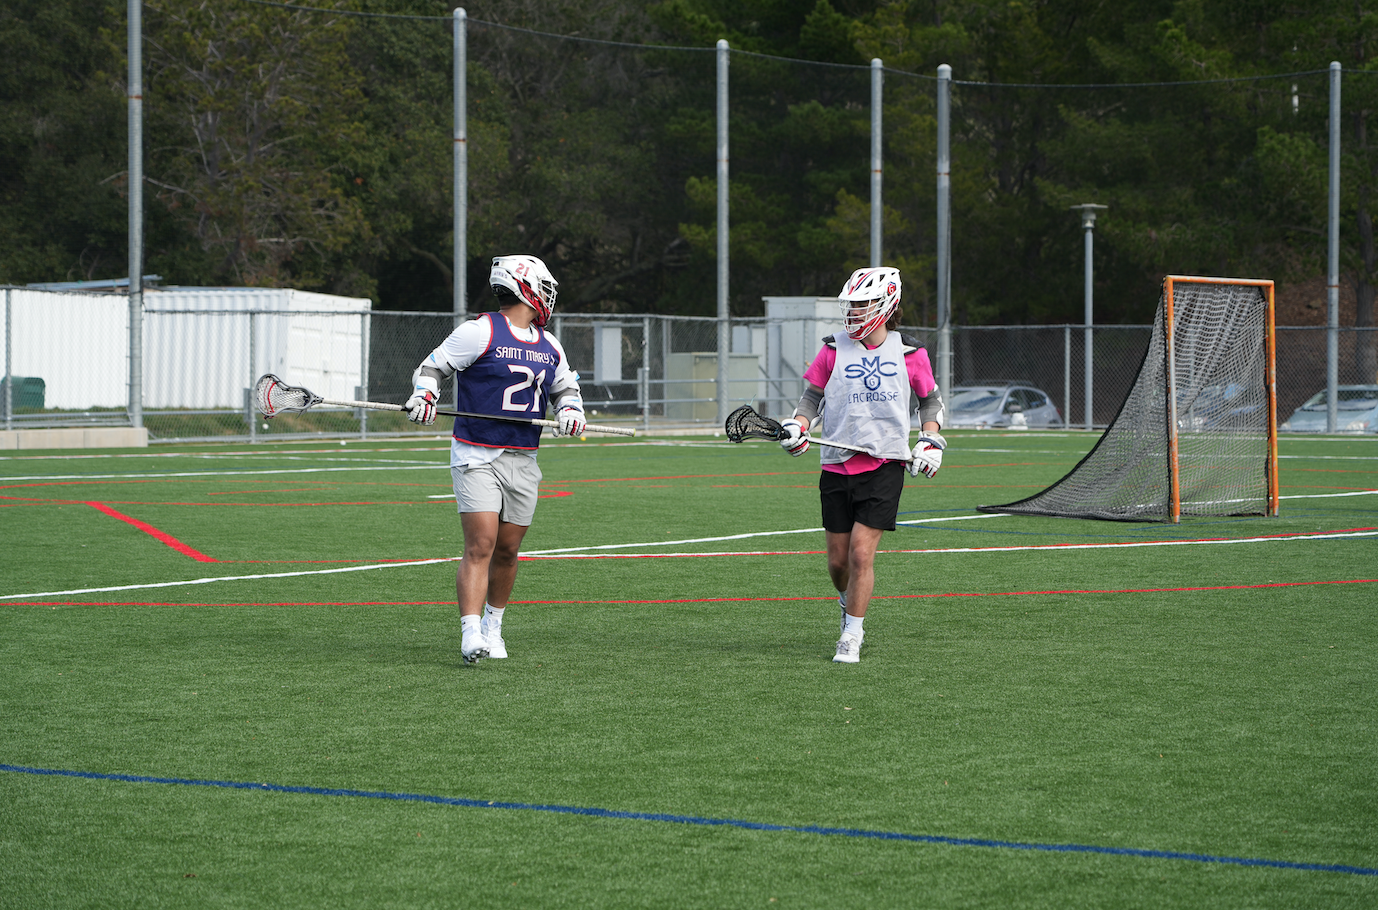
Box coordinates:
[838,267,902,340]
[490,255,559,327]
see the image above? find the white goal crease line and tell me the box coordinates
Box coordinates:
[5,527,1376,603]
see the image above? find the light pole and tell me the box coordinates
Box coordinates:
[1071,204,1106,431]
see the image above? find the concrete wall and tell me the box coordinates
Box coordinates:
[0,427,149,449]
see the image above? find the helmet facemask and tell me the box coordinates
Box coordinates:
[837,267,901,340]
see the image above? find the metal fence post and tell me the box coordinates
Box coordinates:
[127,0,143,429]
[453,8,468,412]
[1072,204,1106,429]
[716,39,731,428]
[4,288,10,431]
[641,315,651,433]
[1063,324,1071,426]
[454,7,467,324]
[248,310,258,442]
[935,64,952,397]
[360,311,369,439]
[1327,60,1341,433]
[871,57,883,268]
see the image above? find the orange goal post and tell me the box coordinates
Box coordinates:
[980,276,1278,523]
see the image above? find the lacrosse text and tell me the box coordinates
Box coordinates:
[846,389,901,403]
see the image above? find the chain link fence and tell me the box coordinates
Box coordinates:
[4,288,1376,442]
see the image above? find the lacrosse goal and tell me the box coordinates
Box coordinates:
[979,276,1278,522]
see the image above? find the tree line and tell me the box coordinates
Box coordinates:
[3,0,1376,339]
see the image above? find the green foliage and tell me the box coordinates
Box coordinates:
[8,0,1378,330]
[144,0,372,294]
[0,0,128,283]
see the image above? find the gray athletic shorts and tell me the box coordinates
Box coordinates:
[452,451,543,526]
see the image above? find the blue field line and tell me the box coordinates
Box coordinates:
[3,763,1374,877]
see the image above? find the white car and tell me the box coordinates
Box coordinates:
[946,383,1063,429]
[1280,385,1378,433]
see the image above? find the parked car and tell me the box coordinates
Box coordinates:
[1280,384,1378,433]
[945,383,1063,429]
[1178,382,1264,431]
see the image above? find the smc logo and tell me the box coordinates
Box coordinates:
[844,356,897,391]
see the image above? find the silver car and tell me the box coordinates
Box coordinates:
[1280,385,1378,433]
[946,383,1064,429]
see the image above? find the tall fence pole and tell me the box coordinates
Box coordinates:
[247,311,258,443]
[1063,324,1071,427]
[641,315,651,434]
[454,8,467,324]
[359,311,369,440]
[4,288,11,431]
[716,39,730,427]
[453,7,468,411]
[127,0,143,429]
[870,58,883,268]
[935,64,952,397]
[1327,60,1341,433]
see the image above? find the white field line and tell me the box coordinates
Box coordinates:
[0,557,462,601]
[0,464,446,483]
[1179,489,1378,508]
[522,513,1010,556]
[523,529,1378,559]
[5,524,1377,602]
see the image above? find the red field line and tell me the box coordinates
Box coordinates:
[83,502,219,563]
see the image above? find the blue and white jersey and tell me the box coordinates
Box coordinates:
[416,312,578,468]
[453,314,562,450]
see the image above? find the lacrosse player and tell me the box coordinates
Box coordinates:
[779,267,946,664]
[404,255,585,665]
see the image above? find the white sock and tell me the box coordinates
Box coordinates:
[461,614,482,634]
[483,604,504,628]
[843,613,865,639]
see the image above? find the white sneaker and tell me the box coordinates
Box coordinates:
[461,627,489,664]
[482,622,507,659]
[833,633,861,664]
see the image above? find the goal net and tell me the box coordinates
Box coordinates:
[978,276,1279,522]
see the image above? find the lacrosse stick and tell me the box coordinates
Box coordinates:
[253,374,636,437]
[724,405,910,461]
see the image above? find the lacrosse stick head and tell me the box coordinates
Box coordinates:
[724,405,787,443]
[253,374,323,417]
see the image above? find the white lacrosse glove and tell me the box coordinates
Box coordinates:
[405,375,439,425]
[908,431,946,479]
[556,403,586,437]
[779,418,810,457]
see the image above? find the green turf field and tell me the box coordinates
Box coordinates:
[1,430,1375,908]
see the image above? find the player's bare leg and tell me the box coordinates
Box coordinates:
[483,520,529,608]
[826,530,851,597]
[826,530,851,634]
[458,510,500,617]
[830,523,883,663]
[841,523,884,618]
[458,512,528,662]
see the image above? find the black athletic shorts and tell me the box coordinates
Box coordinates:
[819,461,906,533]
